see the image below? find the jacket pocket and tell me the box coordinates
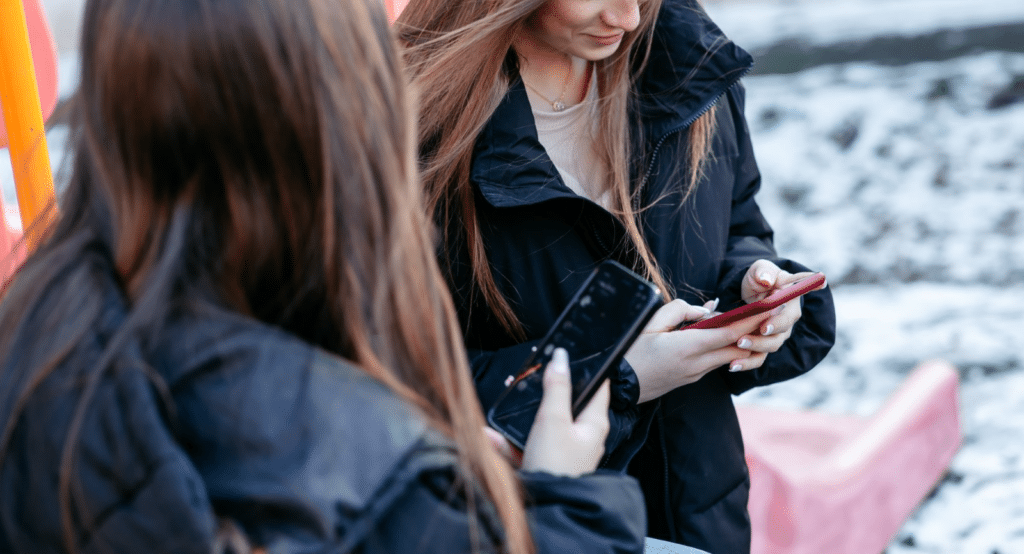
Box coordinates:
[678,476,751,554]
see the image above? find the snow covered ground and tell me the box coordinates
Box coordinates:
[3,0,1023,552]
[736,52,1024,554]
[705,0,1024,550]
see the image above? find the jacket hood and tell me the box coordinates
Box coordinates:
[471,0,753,209]
[635,0,754,139]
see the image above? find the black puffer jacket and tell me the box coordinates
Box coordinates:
[443,1,837,552]
[0,256,647,554]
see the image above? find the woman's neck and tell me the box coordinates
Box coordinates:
[514,38,591,111]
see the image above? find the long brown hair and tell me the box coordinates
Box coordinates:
[0,0,529,552]
[397,0,717,337]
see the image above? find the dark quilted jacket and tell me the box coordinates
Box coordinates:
[0,256,646,554]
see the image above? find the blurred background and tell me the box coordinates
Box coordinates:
[705,1,1024,552]
[3,0,1023,552]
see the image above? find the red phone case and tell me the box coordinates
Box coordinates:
[677,272,826,331]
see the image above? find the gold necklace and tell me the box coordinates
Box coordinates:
[522,62,577,112]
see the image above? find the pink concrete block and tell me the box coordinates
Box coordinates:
[384,0,409,24]
[739,360,962,554]
[0,0,59,149]
[0,206,25,281]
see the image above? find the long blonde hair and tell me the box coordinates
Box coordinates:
[0,0,529,552]
[397,0,717,337]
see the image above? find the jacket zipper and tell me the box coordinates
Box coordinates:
[590,72,740,261]
[591,221,613,257]
[639,67,752,191]
[639,67,752,538]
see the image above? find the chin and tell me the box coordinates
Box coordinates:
[581,48,619,62]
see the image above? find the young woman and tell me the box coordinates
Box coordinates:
[398,0,837,551]
[0,0,648,552]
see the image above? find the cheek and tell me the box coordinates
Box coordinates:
[538,2,594,37]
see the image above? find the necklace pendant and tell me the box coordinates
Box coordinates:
[552,101,566,112]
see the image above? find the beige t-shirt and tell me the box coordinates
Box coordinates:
[528,76,610,208]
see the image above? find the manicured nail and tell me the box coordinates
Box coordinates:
[737,338,752,349]
[551,348,569,374]
[729,363,744,372]
[709,298,720,311]
[762,324,774,336]
[758,272,772,285]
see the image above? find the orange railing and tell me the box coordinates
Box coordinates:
[0,0,57,255]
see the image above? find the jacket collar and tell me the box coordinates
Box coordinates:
[471,0,753,209]
[471,80,570,208]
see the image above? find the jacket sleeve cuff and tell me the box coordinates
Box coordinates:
[723,258,837,394]
[610,357,641,410]
[518,470,646,554]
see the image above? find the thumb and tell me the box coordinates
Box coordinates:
[647,299,711,332]
[743,260,781,302]
[536,348,573,424]
[574,379,611,429]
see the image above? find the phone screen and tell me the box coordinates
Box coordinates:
[487,261,661,449]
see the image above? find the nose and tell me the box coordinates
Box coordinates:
[600,0,640,32]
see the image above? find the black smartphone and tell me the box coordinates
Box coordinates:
[486,260,662,450]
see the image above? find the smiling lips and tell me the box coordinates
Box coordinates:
[589,33,624,46]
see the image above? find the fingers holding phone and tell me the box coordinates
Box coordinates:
[728,261,828,372]
[741,260,824,304]
[488,260,659,449]
[734,299,800,355]
[628,300,763,402]
[520,349,610,477]
[662,269,825,374]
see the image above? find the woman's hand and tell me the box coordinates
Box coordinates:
[729,260,826,373]
[495,348,609,477]
[626,299,765,402]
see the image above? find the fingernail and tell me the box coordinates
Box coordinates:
[729,363,744,372]
[551,348,569,374]
[762,324,774,336]
[737,338,752,349]
[758,272,772,285]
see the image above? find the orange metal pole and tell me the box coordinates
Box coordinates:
[0,0,56,250]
